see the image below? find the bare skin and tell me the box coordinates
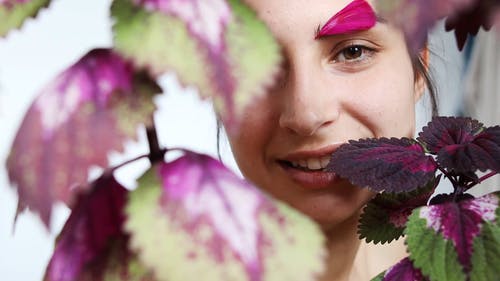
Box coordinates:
[224,0,423,279]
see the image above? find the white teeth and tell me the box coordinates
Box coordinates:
[289,156,331,170]
[307,158,322,170]
[320,156,330,168]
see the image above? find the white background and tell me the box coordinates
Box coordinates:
[0,1,464,280]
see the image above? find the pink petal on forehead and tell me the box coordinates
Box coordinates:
[315,0,377,38]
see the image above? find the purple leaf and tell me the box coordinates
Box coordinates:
[374,257,428,281]
[126,151,325,281]
[418,116,500,173]
[445,0,500,50]
[328,137,437,193]
[44,175,153,281]
[417,193,499,273]
[6,48,160,227]
[418,117,483,153]
[375,0,475,52]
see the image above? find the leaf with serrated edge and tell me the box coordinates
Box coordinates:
[6,48,161,226]
[418,117,500,174]
[0,0,50,37]
[328,137,437,193]
[45,175,155,281]
[418,117,484,154]
[469,192,500,281]
[359,178,437,244]
[112,0,281,126]
[126,151,325,281]
[406,193,499,280]
[371,257,427,281]
[406,209,465,281]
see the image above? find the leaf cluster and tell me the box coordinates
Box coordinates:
[329,116,500,281]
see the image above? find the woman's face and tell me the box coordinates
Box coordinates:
[226,0,422,229]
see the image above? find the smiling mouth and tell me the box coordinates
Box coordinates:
[278,156,331,172]
[276,145,344,189]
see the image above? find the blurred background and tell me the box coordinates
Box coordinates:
[0,0,498,280]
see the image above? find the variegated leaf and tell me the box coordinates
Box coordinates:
[6,48,161,226]
[405,193,500,281]
[45,175,155,281]
[0,0,50,36]
[112,0,281,127]
[126,151,325,281]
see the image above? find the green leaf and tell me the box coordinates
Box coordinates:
[0,0,50,37]
[223,0,282,118]
[359,179,436,244]
[469,195,500,281]
[126,155,325,281]
[112,0,210,92]
[371,272,385,281]
[405,208,466,281]
[111,0,282,125]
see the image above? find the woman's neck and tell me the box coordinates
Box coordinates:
[318,213,362,281]
[317,212,408,281]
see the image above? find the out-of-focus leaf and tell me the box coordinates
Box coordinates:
[359,178,438,244]
[6,48,161,226]
[0,0,50,37]
[328,137,437,193]
[418,117,500,173]
[375,0,475,52]
[45,175,155,281]
[444,0,500,50]
[371,257,428,281]
[405,193,499,280]
[469,201,500,281]
[69,238,155,281]
[126,151,325,281]
[112,0,281,126]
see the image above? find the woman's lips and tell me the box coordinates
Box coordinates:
[278,163,341,189]
[277,143,344,189]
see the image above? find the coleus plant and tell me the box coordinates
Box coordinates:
[329,116,500,281]
[2,0,500,281]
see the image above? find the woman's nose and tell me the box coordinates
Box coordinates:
[278,62,340,136]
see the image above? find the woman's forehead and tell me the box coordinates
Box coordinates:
[245,0,377,39]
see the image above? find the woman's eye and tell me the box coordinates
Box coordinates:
[331,45,375,64]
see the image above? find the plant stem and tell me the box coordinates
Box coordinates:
[437,166,461,189]
[107,153,150,174]
[146,116,165,164]
[466,171,498,189]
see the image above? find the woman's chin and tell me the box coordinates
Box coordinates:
[284,188,374,231]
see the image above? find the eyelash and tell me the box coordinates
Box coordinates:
[329,43,377,69]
